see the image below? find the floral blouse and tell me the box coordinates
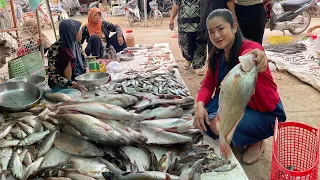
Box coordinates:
[47,39,87,88]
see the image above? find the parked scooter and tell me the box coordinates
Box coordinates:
[267,0,315,35]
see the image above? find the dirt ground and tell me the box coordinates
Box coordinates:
[49,15,320,179]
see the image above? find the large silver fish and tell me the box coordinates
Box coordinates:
[57,103,145,121]
[59,114,132,146]
[140,106,184,120]
[102,171,181,180]
[79,93,139,108]
[217,54,258,160]
[53,133,104,157]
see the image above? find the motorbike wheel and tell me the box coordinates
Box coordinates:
[288,11,311,35]
[128,13,136,27]
[149,9,163,27]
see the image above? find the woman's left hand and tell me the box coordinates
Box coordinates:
[247,48,268,72]
[117,35,124,46]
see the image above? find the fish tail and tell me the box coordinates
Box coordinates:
[219,136,231,161]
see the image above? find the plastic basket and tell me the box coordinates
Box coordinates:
[271,120,320,180]
[269,36,292,45]
[8,51,46,79]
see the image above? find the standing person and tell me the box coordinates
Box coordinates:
[81,7,126,59]
[200,0,237,54]
[47,19,87,93]
[169,0,207,76]
[193,9,286,164]
[235,0,269,44]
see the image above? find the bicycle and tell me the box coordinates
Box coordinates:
[149,0,163,26]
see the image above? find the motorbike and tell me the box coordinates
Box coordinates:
[267,0,315,35]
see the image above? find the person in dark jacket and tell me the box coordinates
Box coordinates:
[81,7,127,59]
[200,0,237,54]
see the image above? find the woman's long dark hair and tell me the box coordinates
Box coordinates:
[206,9,243,73]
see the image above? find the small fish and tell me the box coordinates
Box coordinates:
[0,140,19,148]
[69,157,108,179]
[34,121,43,133]
[23,152,33,166]
[180,159,204,180]
[0,148,12,171]
[0,124,13,140]
[18,130,50,146]
[10,151,23,179]
[24,157,44,179]
[11,129,27,140]
[158,151,174,172]
[97,157,125,175]
[213,163,237,172]
[38,130,58,157]
[19,149,28,162]
[40,122,55,132]
[17,122,34,134]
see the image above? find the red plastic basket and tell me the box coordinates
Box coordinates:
[271,120,320,180]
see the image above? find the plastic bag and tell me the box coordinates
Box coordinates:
[106,61,122,73]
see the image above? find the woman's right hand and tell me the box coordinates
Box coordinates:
[194,102,210,131]
[72,82,87,94]
[169,19,174,31]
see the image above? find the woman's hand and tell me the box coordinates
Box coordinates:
[306,28,314,37]
[169,19,174,31]
[117,35,124,46]
[85,67,90,73]
[72,82,87,94]
[247,49,268,72]
[193,102,210,131]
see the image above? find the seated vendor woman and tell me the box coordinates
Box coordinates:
[47,19,87,93]
[81,7,127,58]
[193,9,286,165]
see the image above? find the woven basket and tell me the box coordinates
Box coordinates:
[8,51,46,79]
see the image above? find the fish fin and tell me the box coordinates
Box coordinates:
[161,104,170,108]
[232,73,241,85]
[153,127,164,132]
[165,174,172,180]
[145,116,157,120]
[165,127,178,132]
[102,172,117,180]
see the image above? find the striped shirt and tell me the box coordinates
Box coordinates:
[236,0,263,6]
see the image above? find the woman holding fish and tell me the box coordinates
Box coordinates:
[193,9,286,165]
[47,19,88,93]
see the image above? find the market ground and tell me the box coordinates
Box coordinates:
[44,15,320,179]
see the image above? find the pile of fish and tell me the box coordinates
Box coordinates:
[0,92,237,180]
[102,70,191,97]
[264,43,307,54]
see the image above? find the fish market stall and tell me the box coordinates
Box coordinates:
[0,43,248,179]
[105,42,249,180]
[264,40,320,92]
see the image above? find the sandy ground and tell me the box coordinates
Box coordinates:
[44,15,320,179]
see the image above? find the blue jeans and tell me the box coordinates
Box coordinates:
[204,95,286,146]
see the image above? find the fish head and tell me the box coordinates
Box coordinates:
[239,54,255,72]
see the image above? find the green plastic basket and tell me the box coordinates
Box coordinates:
[8,51,46,79]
